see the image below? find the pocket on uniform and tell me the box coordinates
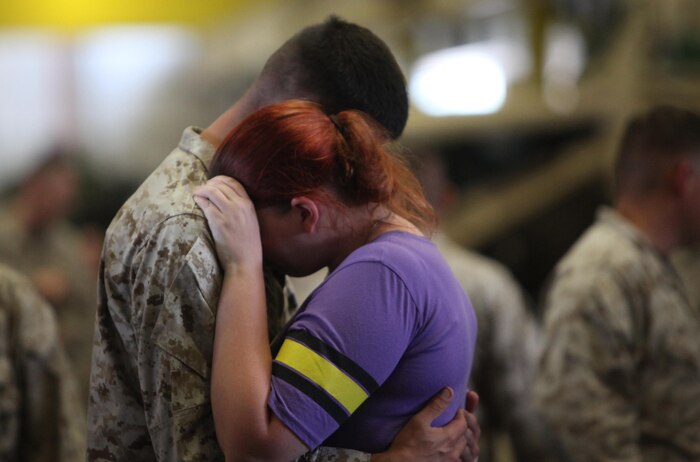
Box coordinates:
[152,305,210,412]
[151,247,218,412]
[168,352,210,413]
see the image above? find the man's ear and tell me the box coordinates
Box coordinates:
[670,158,694,198]
[290,196,320,233]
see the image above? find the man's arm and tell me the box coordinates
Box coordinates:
[12,274,86,461]
[136,220,225,461]
[303,389,480,462]
[474,271,556,461]
[533,282,641,462]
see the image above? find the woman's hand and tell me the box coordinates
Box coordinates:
[193,175,263,271]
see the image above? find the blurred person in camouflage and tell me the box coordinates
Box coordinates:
[534,104,700,461]
[0,150,96,405]
[415,148,558,462]
[672,244,700,311]
[88,16,480,462]
[0,263,85,461]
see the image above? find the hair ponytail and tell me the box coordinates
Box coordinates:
[333,109,436,236]
[211,100,436,236]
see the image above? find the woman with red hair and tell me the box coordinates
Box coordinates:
[194,99,477,461]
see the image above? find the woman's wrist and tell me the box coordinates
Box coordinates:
[223,259,263,277]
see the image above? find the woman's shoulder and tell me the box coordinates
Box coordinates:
[332,231,447,289]
[349,231,435,264]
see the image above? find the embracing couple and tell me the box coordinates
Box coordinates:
[87,16,479,462]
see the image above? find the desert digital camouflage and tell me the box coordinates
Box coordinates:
[0,263,85,461]
[87,126,374,462]
[435,233,555,462]
[534,207,700,462]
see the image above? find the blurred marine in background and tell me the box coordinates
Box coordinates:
[0,263,85,461]
[0,150,96,405]
[415,149,559,462]
[534,105,700,461]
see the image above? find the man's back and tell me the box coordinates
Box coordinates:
[88,128,227,461]
[534,208,700,461]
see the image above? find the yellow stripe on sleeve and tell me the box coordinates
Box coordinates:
[275,338,369,413]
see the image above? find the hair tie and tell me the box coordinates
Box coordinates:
[329,113,355,179]
[329,114,343,133]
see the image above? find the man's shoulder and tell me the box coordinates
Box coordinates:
[553,220,640,279]
[444,244,518,288]
[543,221,658,328]
[107,148,211,249]
[126,148,207,213]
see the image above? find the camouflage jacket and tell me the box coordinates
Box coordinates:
[672,245,700,313]
[87,127,370,462]
[434,233,554,462]
[0,206,97,403]
[534,208,700,462]
[0,264,86,461]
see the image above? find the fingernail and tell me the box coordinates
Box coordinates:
[440,387,453,400]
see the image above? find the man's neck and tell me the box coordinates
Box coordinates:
[201,105,245,148]
[615,195,680,255]
[201,86,261,149]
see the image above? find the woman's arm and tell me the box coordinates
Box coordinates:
[196,176,480,462]
[212,266,307,460]
[195,176,307,462]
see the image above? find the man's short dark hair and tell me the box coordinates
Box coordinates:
[615,104,700,196]
[261,16,408,140]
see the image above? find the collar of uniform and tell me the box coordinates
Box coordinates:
[431,230,454,250]
[599,206,696,310]
[178,126,216,170]
[597,205,673,266]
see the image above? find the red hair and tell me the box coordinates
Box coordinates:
[210,100,436,236]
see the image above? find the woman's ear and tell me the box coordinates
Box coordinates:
[290,196,320,233]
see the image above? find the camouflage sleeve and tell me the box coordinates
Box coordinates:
[5,270,86,462]
[136,220,225,461]
[295,447,371,462]
[471,274,554,461]
[133,218,290,461]
[534,277,642,462]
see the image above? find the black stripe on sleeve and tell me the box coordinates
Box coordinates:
[272,362,348,425]
[285,329,379,394]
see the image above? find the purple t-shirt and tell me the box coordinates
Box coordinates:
[268,231,477,453]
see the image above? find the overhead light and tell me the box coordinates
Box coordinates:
[410,43,508,116]
[542,23,586,114]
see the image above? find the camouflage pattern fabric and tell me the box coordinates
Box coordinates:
[0,264,86,461]
[87,127,368,461]
[0,206,97,404]
[294,447,370,462]
[534,207,700,462]
[672,245,700,313]
[434,233,555,462]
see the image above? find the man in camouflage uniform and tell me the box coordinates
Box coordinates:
[435,233,560,462]
[88,16,478,462]
[534,105,700,461]
[0,263,85,461]
[672,244,700,311]
[416,150,556,462]
[0,153,96,404]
